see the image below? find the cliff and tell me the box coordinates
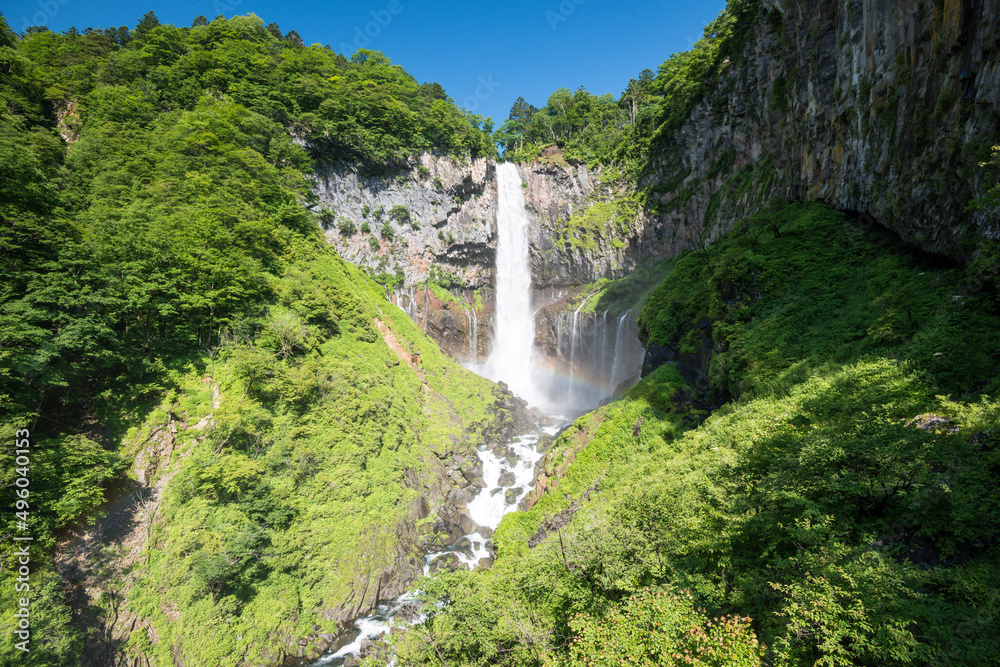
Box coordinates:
[647,0,1000,256]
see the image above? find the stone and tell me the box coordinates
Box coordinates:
[458,513,478,534]
[497,470,517,487]
[428,553,460,574]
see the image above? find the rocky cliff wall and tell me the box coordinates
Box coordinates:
[314,0,1000,378]
[648,0,1000,256]
[312,154,631,362]
[314,153,498,288]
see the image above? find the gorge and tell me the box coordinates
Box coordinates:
[1,1,999,666]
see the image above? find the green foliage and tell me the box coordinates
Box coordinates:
[552,589,763,667]
[337,217,357,235]
[389,202,1000,667]
[0,569,84,665]
[0,14,508,664]
[389,204,415,229]
[969,144,1000,211]
[639,202,1000,401]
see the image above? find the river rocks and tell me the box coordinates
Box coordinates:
[458,513,479,535]
[428,553,461,574]
[504,488,519,505]
[449,485,477,509]
[497,470,517,487]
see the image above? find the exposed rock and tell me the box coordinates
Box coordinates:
[642,0,1000,260]
[458,513,479,535]
[528,478,604,548]
[428,553,461,574]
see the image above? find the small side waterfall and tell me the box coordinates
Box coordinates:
[534,305,645,413]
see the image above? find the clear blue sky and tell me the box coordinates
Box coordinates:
[1,0,727,124]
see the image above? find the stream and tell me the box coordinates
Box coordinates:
[313,421,563,665]
[313,163,641,664]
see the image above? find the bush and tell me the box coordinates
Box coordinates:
[389,205,411,225]
[337,217,357,236]
[551,589,764,667]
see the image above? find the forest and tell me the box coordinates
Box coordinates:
[2,0,999,665]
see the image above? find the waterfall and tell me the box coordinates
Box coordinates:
[470,300,478,363]
[610,308,630,387]
[567,300,586,405]
[600,311,609,385]
[478,163,539,405]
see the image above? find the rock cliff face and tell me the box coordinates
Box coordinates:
[315,0,1000,382]
[312,154,628,361]
[648,0,1000,256]
[314,153,498,288]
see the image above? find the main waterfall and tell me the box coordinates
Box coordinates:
[471,163,646,415]
[477,163,541,406]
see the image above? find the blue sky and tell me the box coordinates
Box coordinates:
[1,0,727,124]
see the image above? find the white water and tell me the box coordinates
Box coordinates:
[475,163,541,406]
[313,164,646,665]
[313,422,561,666]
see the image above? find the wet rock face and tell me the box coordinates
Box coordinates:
[389,284,494,365]
[520,161,610,287]
[648,0,1000,257]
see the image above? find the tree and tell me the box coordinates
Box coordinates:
[133,11,160,41]
[554,589,764,667]
[509,95,537,124]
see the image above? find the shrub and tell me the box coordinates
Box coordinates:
[389,205,411,225]
[337,217,357,236]
[550,589,764,667]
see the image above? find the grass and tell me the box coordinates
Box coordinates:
[384,200,1000,667]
